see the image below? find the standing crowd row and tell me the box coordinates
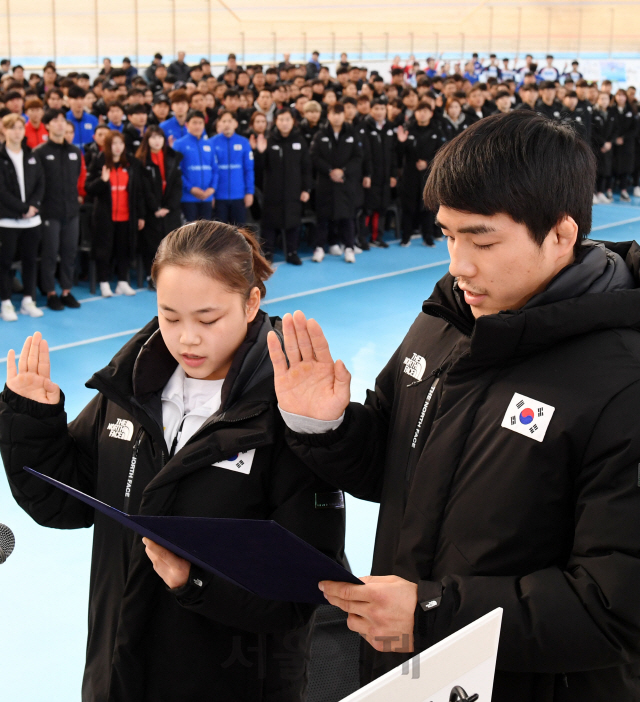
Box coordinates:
[0,50,635,322]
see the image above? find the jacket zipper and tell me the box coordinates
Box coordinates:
[227,138,231,198]
[123,427,144,512]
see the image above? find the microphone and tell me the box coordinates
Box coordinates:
[0,523,15,564]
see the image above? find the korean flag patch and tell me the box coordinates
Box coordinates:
[212,449,255,475]
[501,393,555,443]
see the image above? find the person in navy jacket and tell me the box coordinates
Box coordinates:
[211,111,255,225]
[66,85,98,154]
[172,110,218,222]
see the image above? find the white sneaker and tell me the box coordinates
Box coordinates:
[312,247,325,263]
[115,281,137,296]
[100,282,114,297]
[400,240,411,248]
[597,192,610,204]
[634,186,640,197]
[592,194,599,205]
[329,244,344,256]
[344,247,356,263]
[20,297,44,318]
[621,190,631,202]
[353,245,363,254]
[1,300,18,321]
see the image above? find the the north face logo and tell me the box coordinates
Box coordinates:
[107,419,134,441]
[403,353,426,381]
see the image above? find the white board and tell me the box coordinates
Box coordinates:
[341,608,502,702]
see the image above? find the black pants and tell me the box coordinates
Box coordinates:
[41,216,79,293]
[0,225,41,301]
[215,199,247,225]
[96,221,131,283]
[316,219,355,250]
[181,201,213,222]
[261,226,300,256]
[402,208,436,245]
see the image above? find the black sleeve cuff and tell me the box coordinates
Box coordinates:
[1,384,66,419]
[170,565,211,604]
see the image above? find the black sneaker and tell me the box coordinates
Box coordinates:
[356,236,370,251]
[286,251,303,266]
[370,239,389,249]
[61,292,81,308]
[47,294,64,311]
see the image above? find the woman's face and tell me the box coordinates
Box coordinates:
[156,265,260,381]
[148,133,164,152]
[111,136,125,158]
[447,101,462,120]
[616,91,627,108]
[253,115,267,134]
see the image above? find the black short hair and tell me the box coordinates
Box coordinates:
[340,96,357,106]
[275,107,294,119]
[4,90,23,102]
[223,88,239,99]
[42,108,67,124]
[391,68,404,77]
[186,109,206,122]
[423,112,595,252]
[371,98,386,108]
[540,81,556,90]
[68,84,87,100]
[327,103,344,115]
[126,103,147,115]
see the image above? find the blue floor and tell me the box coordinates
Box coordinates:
[0,201,638,701]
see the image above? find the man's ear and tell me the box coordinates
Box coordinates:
[553,216,578,258]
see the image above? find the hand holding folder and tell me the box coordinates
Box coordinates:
[23,466,362,604]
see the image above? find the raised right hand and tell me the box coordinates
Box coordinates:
[396,125,408,143]
[100,165,110,182]
[6,332,60,405]
[267,311,351,421]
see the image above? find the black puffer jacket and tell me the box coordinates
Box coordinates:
[0,144,45,219]
[0,311,346,702]
[285,241,640,702]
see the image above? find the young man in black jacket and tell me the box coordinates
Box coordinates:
[309,104,362,264]
[34,109,83,311]
[267,111,640,702]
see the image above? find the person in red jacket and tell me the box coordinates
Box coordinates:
[24,98,48,149]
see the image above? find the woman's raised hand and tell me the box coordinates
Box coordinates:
[267,311,351,421]
[6,332,61,405]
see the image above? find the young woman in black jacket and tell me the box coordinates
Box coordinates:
[609,89,636,201]
[85,130,145,297]
[0,221,346,702]
[0,113,45,321]
[136,125,183,286]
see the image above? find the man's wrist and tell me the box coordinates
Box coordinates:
[279,406,345,434]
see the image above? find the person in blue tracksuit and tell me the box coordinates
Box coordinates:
[210,111,254,225]
[159,89,190,146]
[172,110,218,222]
[66,85,98,154]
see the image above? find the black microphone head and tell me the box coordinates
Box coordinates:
[0,523,15,564]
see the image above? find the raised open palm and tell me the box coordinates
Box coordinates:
[267,311,351,421]
[6,331,60,405]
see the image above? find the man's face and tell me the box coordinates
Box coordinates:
[68,96,84,114]
[273,87,286,104]
[343,103,357,122]
[437,207,576,318]
[172,100,189,119]
[153,102,170,120]
[224,71,237,85]
[337,72,349,87]
[357,101,370,115]
[468,91,484,108]
[26,106,44,125]
[218,113,237,137]
[47,93,63,109]
[252,73,265,89]
[6,97,23,114]
[371,104,386,122]
[327,110,345,130]
[108,107,123,124]
[276,112,294,137]
[103,88,117,103]
[156,66,167,80]
[47,114,67,139]
[129,112,147,129]
[178,52,185,62]
[44,67,56,83]
[190,93,205,112]
[187,117,205,138]
[524,89,538,106]
[257,91,273,110]
[541,87,555,105]
[563,96,578,111]
[496,96,511,113]
[343,83,357,98]
[94,128,109,147]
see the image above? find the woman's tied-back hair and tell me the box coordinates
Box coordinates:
[423,111,596,253]
[151,220,274,299]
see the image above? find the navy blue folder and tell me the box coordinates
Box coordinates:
[23,466,362,604]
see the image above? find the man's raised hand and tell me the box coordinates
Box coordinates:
[6,331,61,405]
[267,311,351,420]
